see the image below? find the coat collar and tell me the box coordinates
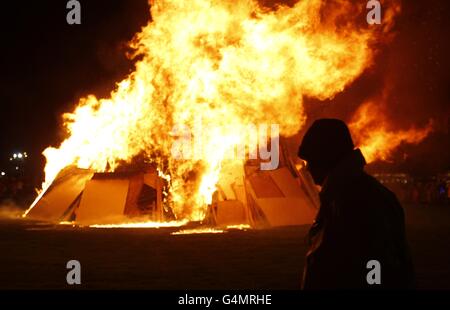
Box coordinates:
[320,149,367,202]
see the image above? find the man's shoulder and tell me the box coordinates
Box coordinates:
[344,172,401,207]
[364,173,398,199]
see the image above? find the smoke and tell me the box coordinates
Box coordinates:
[0,201,25,219]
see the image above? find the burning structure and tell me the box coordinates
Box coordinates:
[25,144,320,227]
[24,0,432,227]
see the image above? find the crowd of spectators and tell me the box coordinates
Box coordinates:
[375,173,449,206]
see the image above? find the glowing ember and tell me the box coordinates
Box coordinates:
[226,224,251,230]
[25,0,402,222]
[23,185,48,217]
[350,100,433,163]
[89,220,188,229]
[59,221,76,226]
[171,228,225,235]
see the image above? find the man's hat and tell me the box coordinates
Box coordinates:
[298,119,354,163]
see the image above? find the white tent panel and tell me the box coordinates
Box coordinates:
[215,200,248,226]
[26,169,93,221]
[76,179,130,225]
[255,197,316,226]
[268,168,304,197]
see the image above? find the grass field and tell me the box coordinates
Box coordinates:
[0,204,449,289]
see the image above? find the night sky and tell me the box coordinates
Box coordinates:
[0,0,449,181]
[0,0,149,179]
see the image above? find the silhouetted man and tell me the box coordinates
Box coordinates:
[298,119,414,289]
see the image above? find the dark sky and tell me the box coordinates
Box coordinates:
[302,0,450,174]
[0,0,149,175]
[0,0,449,178]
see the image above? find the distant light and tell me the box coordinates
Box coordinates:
[15,166,19,170]
[13,153,17,159]
[17,153,23,159]
[9,158,12,161]
[0,172,5,176]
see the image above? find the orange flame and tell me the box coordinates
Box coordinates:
[26,0,401,221]
[89,220,188,229]
[171,228,225,235]
[350,100,433,163]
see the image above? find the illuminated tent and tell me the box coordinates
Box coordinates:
[207,146,319,228]
[26,167,164,226]
[26,147,319,227]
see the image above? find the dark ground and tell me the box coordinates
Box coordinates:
[0,204,449,290]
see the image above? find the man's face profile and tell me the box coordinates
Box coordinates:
[305,159,328,186]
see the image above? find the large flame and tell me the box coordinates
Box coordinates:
[350,100,433,163]
[26,0,401,220]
